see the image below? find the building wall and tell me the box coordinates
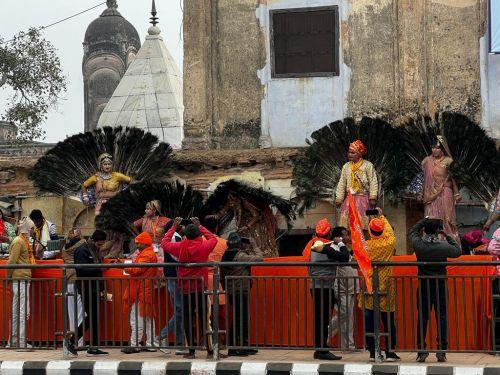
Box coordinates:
[184,0,494,149]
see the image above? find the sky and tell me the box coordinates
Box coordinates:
[0,0,183,143]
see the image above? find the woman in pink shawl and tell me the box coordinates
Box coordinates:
[421,136,461,245]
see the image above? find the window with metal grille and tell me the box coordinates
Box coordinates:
[270,6,339,78]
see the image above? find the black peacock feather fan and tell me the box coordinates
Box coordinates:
[292,117,410,213]
[95,181,204,234]
[399,112,500,203]
[201,179,296,230]
[29,127,173,196]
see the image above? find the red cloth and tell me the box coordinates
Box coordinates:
[135,232,153,246]
[124,247,158,317]
[161,225,217,293]
[348,191,373,293]
[315,218,331,237]
[349,139,367,155]
[0,219,5,237]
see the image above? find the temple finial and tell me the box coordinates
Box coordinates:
[107,0,117,9]
[150,0,158,27]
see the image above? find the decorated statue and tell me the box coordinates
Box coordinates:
[293,117,408,223]
[335,140,378,229]
[133,200,170,246]
[401,112,499,241]
[95,181,204,235]
[96,179,296,258]
[420,136,461,243]
[202,179,296,258]
[82,153,131,215]
[29,126,173,232]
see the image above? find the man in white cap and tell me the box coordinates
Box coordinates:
[7,217,36,350]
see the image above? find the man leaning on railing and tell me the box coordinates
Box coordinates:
[7,217,35,351]
[410,217,461,363]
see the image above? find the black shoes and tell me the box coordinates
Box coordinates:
[121,347,140,354]
[385,352,401,362]
[228,349,249,357]
[86,349,109,357]
[416,352,429,363]
[436,353,447,362]
[313,351,342,360]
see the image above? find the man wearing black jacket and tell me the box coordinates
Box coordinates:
[70,230,108,357]
[308,220,350,360]
[409,218,461,363]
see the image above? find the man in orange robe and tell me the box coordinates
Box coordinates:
[122,232,159,354]
[302,218,332,261]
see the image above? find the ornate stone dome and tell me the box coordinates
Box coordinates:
[83,0,140,59]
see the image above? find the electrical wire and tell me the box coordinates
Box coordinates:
[0,2,106,44]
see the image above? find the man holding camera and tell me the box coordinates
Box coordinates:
[409,218,461,363]
[221,233,263,356]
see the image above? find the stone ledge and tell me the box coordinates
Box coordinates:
[0,148,304,171]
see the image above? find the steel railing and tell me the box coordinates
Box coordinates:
[0,260,498,361]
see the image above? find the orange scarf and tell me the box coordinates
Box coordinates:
[21,235,36,264]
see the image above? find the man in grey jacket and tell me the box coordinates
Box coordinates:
[308,220,350,360]
[221,232,263,357]
[410,218,461,363]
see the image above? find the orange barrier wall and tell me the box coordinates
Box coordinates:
[249,255,493,350]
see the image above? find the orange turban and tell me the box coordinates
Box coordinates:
[135,232,153,246]
[369,218,384,235]
[315,218,331,237]
[349,140,367,156]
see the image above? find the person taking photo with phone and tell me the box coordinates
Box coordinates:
[409,217,461,363]
[360,208,400,362]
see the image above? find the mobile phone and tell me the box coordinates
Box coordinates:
[180,218,192,226]
[241,237,251,244]
[365,209,379,216]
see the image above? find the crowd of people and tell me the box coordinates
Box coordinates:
[3,202,498,363]
[0,136,498,362]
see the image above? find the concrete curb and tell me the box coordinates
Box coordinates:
[0,361,498,375]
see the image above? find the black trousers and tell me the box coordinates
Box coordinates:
[417,278,448,351]
[311,288,335,352]
[493,279,500,348]
[75,280,100,348]
[182,291,205,354]
[228,291,249,347]
[364,309,397,356]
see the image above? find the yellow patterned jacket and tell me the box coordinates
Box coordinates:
[358,215,396,312]
[335,159,378,203]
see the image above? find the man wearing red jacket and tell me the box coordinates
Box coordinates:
[161,217,217,358]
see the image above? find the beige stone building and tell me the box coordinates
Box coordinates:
[1,0,498,254]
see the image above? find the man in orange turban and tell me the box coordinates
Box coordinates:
[122,232,159,354]
[359,208,399,362]
[336,139,378,229]
[302,218,331,261]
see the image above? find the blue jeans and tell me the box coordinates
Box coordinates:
[160,279,184,345]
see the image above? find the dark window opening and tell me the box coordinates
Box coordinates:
[270,6,339,78]
[278,230,314,257]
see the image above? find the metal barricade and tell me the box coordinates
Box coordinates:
[0,260,497,361]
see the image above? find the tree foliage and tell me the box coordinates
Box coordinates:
[0,27,66,140]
